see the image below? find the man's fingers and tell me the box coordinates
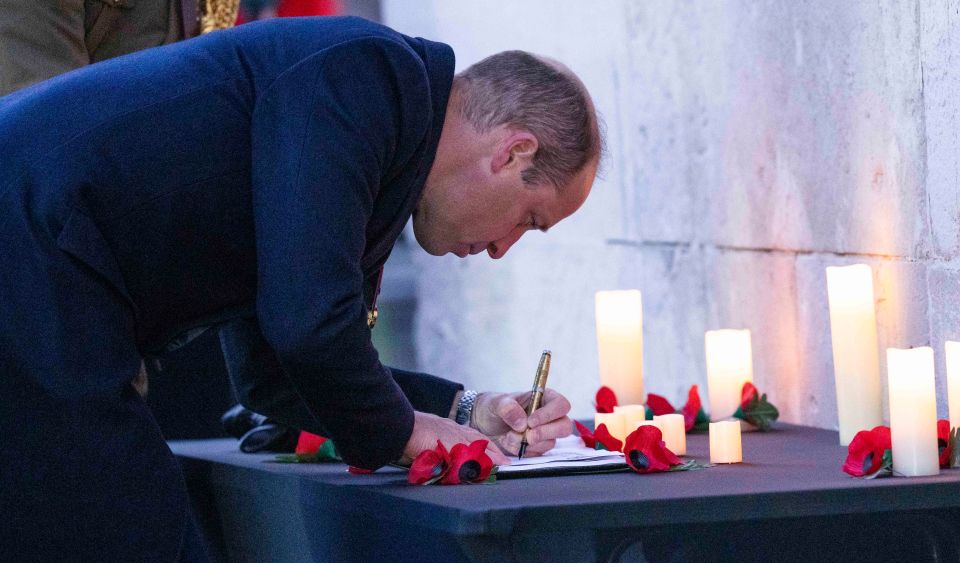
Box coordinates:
[496,395,529,433]
[486,445,510,466]
[493,430,524,456]
[527,389,571,428]
[522,439,556,457]
[526,417,573,445]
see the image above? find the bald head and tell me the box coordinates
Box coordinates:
[452,50,603,191]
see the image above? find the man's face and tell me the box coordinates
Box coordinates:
[413,138,595,259]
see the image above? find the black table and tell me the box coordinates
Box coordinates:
[171,424,960,562]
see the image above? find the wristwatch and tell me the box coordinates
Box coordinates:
[455,390,479,425]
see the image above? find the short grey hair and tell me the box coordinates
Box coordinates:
[454,51,603,189]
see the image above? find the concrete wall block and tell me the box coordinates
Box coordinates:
[728,2,925,257]
[633,242,709,409]
[920,1,960,259]
[617,2,728,244]
[926,265,960,419]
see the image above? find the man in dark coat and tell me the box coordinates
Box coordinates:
[0,16,600,560]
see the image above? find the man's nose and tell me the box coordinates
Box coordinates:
[487,227,525,259]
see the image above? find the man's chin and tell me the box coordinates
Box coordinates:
[411,223,444,256]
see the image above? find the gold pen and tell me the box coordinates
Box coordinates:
[518,350,551,459]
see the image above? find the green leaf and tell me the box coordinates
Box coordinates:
[645,406,654,420]
[950,427,960,469]
[272,440,340,464]
[691,408,710,432]
[316,439,340,461]
[739,393,780,432]
[863,449,894,479]
[595,443,608,451]
[668,459,714,472]
[483,466,499,484]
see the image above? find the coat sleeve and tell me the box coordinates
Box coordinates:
[249,37,432,469]
[218,316,464,429]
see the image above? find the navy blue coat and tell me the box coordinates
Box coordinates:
[0,17,460,473]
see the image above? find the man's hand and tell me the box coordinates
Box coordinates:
[399,411,510,466]
[471,389,573,457]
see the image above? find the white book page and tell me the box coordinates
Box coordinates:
[498,435,625,474]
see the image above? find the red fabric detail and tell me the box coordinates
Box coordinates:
[276,0,342,17]
[593,423,623,453]
[294,431,327,455]
[595,386,618,413]
[842,426,891,477]
[442,440,493,485]
[681,385,702,431]
[938,419,952,468]
[575,420,596,448]
[623,425,681,474]
[646,393,675,416]
[347,466,374,474]
[740,382,759,411]
[408,441,450,485]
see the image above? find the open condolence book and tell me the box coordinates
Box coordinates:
[497,435,629,479]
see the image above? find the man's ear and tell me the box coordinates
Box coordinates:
[491,130,538,174]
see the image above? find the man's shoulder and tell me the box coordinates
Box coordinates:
[231,16,417,54]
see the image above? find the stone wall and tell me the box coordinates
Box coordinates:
[382,1,960,425]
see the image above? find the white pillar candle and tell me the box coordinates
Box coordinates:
[946,341,960,431]
[709,421,742,464]
[594,412,627,442]
[595,290,645,405]
[887,347,939,477]
[614,404,647,436]
[825,264,884,446]
[654,413,686,455]
[705,329,753,420]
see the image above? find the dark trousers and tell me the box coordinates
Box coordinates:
[0,189,207,561]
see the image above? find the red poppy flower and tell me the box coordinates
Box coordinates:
[294,431,328,455]
[623,425,681,474]
[938,419,952,468]
[593,423,623,453]
[441,440,493,485]
[575,420,597,448]
[408,440,450,485]
[842,426,891,477]
[596,386,618,413]
[681,385,703,431]
[646,393,675,417]
[740,382,759,412]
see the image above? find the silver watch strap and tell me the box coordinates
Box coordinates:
[455,390,479,425]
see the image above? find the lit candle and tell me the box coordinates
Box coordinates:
[946,341,960,431]
[709,421,742,464]
[825,264,884,446]
[595,290,644,405]
[614,404,647,435]
[654,413,686,455]
[887,347,939,477]
[594,412,627,442]
[705,329,753,420]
